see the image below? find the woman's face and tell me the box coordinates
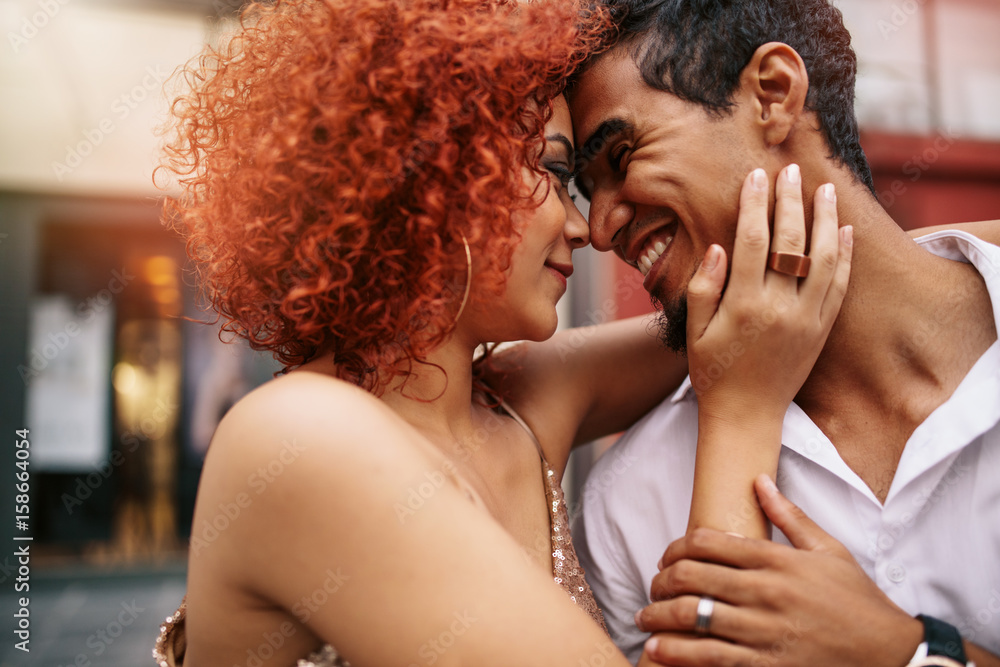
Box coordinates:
[464,96,590,343]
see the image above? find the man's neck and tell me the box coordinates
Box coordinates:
[793,178,997,498]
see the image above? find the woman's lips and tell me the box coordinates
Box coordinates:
[545,261,573,289]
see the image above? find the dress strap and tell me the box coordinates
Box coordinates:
[498,399,546,460]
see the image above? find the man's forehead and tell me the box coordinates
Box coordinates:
[568,50,638,140]
[569,49,639,111]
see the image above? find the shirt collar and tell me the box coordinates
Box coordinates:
[667,230,1000,477]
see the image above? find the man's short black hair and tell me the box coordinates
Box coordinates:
[591,0,875,193]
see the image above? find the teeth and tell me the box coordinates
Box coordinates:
[637,236,673,276]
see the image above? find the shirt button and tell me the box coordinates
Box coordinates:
[887,563,907,583]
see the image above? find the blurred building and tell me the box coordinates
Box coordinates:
[0,0,997,615]
[0,0,276,570]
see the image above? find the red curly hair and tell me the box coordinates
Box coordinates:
[160,0,609,394]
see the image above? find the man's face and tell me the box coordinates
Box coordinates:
[570,49,765,351]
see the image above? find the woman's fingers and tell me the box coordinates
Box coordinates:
[798,183,843,308]
[643,632,760,667]
[820,225,853,325]
[766,164,808,286]
[727,168,771,292]
[686,245,727,344]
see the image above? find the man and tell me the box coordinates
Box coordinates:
[567,0,1000,665]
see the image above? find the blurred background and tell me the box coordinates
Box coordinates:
[0,0,998,664]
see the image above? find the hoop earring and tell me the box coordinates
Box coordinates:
[454,234,472,324]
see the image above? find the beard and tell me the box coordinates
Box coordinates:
[651,287,688,355]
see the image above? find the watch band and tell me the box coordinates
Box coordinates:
[917,614,969,663]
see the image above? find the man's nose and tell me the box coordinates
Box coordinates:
[589,194,633,254]
[565,199,590,249]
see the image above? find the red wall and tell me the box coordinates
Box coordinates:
[864,131,1000,231]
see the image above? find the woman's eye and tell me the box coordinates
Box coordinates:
[546,164,574,188]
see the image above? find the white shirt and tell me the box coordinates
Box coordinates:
[574,231,1000,662]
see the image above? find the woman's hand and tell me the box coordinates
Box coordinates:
[683,165,852,537]
[686,165,852,423]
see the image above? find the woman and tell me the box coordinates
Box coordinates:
[152,0,853,664]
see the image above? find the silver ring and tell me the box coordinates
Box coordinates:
[694,595,714,635]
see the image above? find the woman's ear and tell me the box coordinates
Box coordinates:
[740,42,809,148]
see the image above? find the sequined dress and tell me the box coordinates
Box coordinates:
[153,405,606,666]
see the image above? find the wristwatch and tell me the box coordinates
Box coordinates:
[906,615,976,667]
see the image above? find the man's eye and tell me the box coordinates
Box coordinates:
[610,145,629,172]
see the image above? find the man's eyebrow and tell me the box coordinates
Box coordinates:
[578,118,630,167]
[545,134,576,165]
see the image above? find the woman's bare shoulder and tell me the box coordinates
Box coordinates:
[196,371,422,526]
[187,373,633,667]
[190,371,436,579]
[214,371,403,452]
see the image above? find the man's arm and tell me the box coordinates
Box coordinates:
[636,476,1000,667]
[968,642,1000,667]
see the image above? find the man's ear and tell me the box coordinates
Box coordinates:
[740,42,809,147]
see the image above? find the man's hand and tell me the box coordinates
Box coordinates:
[635,475,923,666]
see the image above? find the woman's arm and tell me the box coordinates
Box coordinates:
[187,373,634,667]
[490,314,688,476]
[683,168,851,538]
[909,219,1000,243]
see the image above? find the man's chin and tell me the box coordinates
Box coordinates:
[650,287,688,355]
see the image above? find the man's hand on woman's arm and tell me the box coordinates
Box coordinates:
[637,476,1000,667]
